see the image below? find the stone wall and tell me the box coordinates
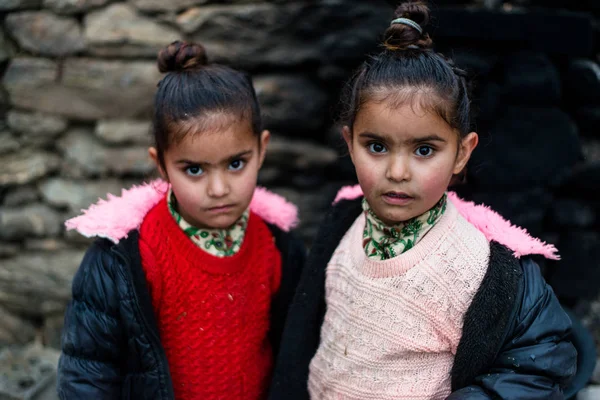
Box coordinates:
[0,0,396,352]
[1,0,600,395]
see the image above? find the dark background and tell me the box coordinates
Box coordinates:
[0,0,599,397]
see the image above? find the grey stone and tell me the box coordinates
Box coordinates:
[39,178,125,212]
[269,185,333,245]
[132,0,208,12]
[0,131,20,155]
[577,385,600,400]
[3,185,40,207]
[183,2,389,68]
[469,106,582,189]
[4,58,161,120]
[551,199,596,228]
[3,57,58,89]
[43,0,111,14]
[0,150,61,187]
[265,136,337,170]
[0,306,36,346]
[5,11,85,57]
[0,344,59,400]
[566,59,600,105]
[64,228,94,246]
[85,4,180,57]
[58,129,154,176]
[0,250,84,316]
[503,51,561,105]
[0,204,62,240]
[95,119,152,144]
[42,314,64,350]
[583,139,600,163]
[254,75,328,135]
[0,243,20,258]
[7,110,68,136]
[55,58,161,119]
[183,4,308,67]
[257,166,281,186]
[0,29,16,63]
[25,239,70,252]
[592,358,600,384]
[0,0,41,11]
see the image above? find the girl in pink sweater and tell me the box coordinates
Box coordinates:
[268,2,577,399]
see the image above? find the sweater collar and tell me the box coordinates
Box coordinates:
[362,194,447,260]
[332,184,559,260]
[65,179,298,244]
[167,188,249,258]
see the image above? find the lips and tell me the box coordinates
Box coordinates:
[207,204,235,213]
[382,191,414,205]
[384,191,412,199]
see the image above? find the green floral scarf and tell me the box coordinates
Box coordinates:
[362,194,447,260]
[167,189,249,257]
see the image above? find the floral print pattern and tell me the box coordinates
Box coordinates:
[362,194,447,260]
[168,189,248,257]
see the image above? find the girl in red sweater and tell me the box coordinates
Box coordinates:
[57,41,305,400]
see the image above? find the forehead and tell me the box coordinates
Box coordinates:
[166,117,257,162]
[354,100,456,141]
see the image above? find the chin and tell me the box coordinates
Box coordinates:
[374,207,419,225]
[206,215,241,230]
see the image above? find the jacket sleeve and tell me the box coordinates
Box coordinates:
[57,240,125,399]
[268,227,307,357]
[448,258,577,400]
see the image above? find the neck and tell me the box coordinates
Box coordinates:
[362,194,447,260]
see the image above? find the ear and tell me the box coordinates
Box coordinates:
[258,130,271,169]
[148,147,168,181]
[342,125,355,161]
[453,132,478,175]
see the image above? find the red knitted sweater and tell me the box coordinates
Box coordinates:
[138,198,282,400]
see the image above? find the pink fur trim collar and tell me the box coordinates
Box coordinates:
[333,184,559,260]
[65,180,299,243]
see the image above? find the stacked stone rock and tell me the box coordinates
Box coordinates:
[0,0,394,355]
[1,0,600,397]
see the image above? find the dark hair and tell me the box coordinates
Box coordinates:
[153,41,262,170]
[341,1,471,138]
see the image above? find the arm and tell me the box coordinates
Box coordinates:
[448,258,577,400]
[57,240,126,399]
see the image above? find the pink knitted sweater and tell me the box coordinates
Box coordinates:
[308,200,490,400]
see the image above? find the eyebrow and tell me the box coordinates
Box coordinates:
[175,150,253,166]
[357,132,447,144]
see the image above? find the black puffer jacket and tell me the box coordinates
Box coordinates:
[268,198,577,400]
[57,224,305,400]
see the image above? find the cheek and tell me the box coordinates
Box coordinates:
[353,153,380,194]
[170,176,203,208]
[416,161,454,196]
[233,166,260,204]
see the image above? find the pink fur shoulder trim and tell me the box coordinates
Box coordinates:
[65,179,299,243]
[333,184,559,260]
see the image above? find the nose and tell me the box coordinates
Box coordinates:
[386,156,411,182]
[207,172,230,198]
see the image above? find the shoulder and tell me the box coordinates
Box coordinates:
[514,256,559,324]
[264,221,304,253]
[72,233,138,304]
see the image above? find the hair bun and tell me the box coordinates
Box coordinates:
[157,41,208,73]
[384,1,432,51]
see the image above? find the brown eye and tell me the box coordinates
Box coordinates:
[185,165,203,176]
[368,143,387,153]
[228,159,245,171]
[415,146,433,157]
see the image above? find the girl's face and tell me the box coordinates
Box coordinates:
[150,115,269,229]
[344,100,478,225]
